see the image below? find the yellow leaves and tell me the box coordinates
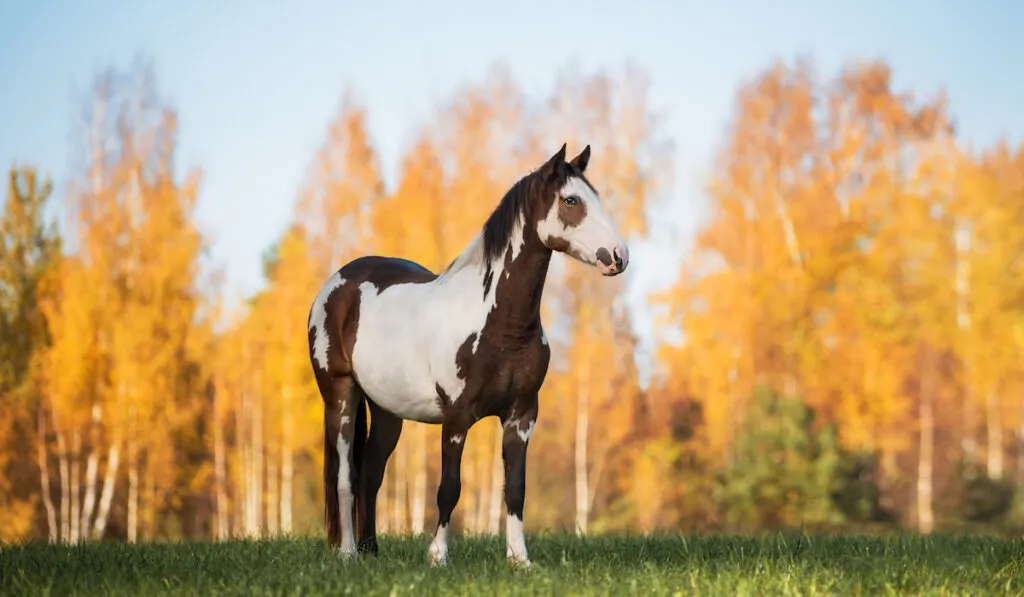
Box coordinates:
[296,92,386,271]
[656,56,967,478]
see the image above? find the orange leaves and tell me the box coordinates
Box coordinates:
[296,92,386,272]
[657,56,963,478]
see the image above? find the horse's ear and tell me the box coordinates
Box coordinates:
[540,143,567,178]
[570,144,591,172]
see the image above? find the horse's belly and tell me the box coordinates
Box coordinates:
[351,317,444,424]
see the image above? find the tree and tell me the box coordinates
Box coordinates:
[0,164,63,542]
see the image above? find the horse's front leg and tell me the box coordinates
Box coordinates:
[427,416,471,566]
[501,399,537,567]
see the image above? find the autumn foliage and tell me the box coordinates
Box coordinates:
[3,55,1024,544]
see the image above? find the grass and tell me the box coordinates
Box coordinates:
[2,533,1023,596]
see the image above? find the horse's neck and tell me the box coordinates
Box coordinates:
[435,232,552,334]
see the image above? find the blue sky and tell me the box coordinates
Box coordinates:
[2,0,1022,359]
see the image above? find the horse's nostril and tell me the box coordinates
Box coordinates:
[595,247,614,268]
[614,253,623,269]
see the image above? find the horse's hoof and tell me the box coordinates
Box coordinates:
[357,538,379,556]
[508,556,532,569]
[427,546,448,567]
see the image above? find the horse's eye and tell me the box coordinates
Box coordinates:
[562,195,580,206]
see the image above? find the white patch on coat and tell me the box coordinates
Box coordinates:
[536,176,624,266]
[428,523,448,566]
[350,226,525,420]
[518,420,535,443]
[504,417,535,443]
[449,434,463,445]
[505,513,530,566]
[308,272,346,371]
[335,433,356,557]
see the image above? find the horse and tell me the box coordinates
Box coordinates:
[306,142,630,567]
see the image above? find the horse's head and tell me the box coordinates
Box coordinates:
[532,143,629,276]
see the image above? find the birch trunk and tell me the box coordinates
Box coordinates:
[127,452,138,542]
[36,408,57,542]
[79,404,101,536]
[488,422,503,534]
[267,441,279,536]
[917,349,935,535]
[127,405,139,543]
[91,442,120,539]
[143,454,157,541]
[955,222,978,465]
[244,390,259,537]
[394,439,408,533]
[1016,396,1024,486]
[411,424,426,534]
[280,384,293,535]
[214,379,228,539]
[69,431,81,542]
[474,432,490,533]
[238,387,255,537]
[575,339,591,536]
[56,427,69,542]
[986,390,1003,479]
[254,378,264,536]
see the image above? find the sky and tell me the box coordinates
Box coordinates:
[2,0,1023,364]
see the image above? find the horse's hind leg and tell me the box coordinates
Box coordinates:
[355,398,403,555]
[321,374,365,558]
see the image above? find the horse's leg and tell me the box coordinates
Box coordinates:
[321,374,364,559]
[427,415,472,566]
[501,399,538,567]
[356,398,403,555]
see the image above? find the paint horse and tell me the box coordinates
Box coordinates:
[306,143,629,567]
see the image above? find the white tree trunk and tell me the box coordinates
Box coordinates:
[411,424,426,534]
[394,439,408,533]
[91,442,120,539]
[488,423,503,535]
[280,385,293,535]
[280,445,292,535]
[955,222,978,465]
[575,350,591,536]
[214,423,228,539]
[79,404,101,537]
[267,441,279,536]
[127,405,139,543]
[917,389,934,534]
[36,408,57,542]
[56,428,70,542]
[69,432,81,542]
[987,390,1003,478]
[127,453,138,542]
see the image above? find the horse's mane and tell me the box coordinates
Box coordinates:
[481,171,534,264]
[437,169,538,279]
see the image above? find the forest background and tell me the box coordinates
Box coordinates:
[3,2,1024,544]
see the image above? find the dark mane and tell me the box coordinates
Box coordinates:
[481,170,536,264]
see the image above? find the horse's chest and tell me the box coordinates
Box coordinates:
[459,332,551,416]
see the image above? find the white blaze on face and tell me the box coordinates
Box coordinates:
[536,176,626,268]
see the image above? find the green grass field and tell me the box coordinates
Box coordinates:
[2,533,1023,596]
